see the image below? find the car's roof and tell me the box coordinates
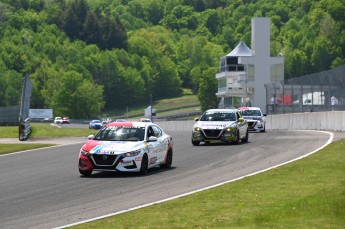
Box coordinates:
[205,108,237,112]
[238,107,261,111]
[107,121,152,127]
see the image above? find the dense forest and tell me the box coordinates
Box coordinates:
[0,0,344,118]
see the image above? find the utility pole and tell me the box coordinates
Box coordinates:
[150,93,153,121]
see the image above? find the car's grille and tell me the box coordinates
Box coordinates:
[91,154,119,166]
[203,129,222,138]
[247,121,256,127]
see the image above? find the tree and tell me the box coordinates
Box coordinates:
[99,15,128,50]
[198,67,218,112]
[50,70,104,118]
[206,10,220,35]
[58,0,88,40]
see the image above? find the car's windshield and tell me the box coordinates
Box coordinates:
[200,111,236,121]
[92,120,102,123]
[239,110,262,116]
[94,126,145,141]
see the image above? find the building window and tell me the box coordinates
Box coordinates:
[218,78,226,92]
[247,65,254,81]
[271,64,284,81]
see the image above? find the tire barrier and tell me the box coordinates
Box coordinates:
[19,118,31,141]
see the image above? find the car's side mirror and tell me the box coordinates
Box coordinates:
[263,114,267,116]
[148,136,158,142]
[194,117,199,121]
[88,134,94,140]
[238,117,245,122]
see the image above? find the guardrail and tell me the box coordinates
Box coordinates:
[19,118,31,141]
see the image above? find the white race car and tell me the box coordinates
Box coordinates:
[191,109,248,146]
[238,107,266,132]
[78,121,173,176]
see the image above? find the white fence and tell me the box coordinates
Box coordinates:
[155,111,345,132]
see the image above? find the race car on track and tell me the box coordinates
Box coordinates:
[238,107,266,132]
[78,121,173,176]
[89,120,103,129]
[191,108,248,146]
[54,117,62,124]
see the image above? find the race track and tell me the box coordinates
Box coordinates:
[0,130,331,229]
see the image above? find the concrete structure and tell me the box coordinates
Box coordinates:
[216,17,284,113]
[216,41,253,108]
[154,111,345,132]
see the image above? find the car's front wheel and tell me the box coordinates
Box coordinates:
[139,154,148,175]
[191,139,200,146]
[242,129,249,143]
[233,130,240,145]
[79,169,92,176]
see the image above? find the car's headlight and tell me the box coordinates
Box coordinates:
[225,123,237,132]
[193,126,201,131]
[80,149,90,156]
[122,149,141,157]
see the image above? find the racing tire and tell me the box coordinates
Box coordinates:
[79,169,92,176]
[242,129,249,143]
[139,154,149,175]
[191,139,200,146]
[233,130,240,145]
[161,151,173,169]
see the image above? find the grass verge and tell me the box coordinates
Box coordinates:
[103,94,199,117]
[0,143,55,155]
[0,123,98,155]
[0,123,98,138]
[71,139,345,229]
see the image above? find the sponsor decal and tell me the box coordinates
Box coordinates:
[149,157,157,165]
[199,122,230,128]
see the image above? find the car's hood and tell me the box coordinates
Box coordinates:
[83,140,143,155]
[194,121,236,129]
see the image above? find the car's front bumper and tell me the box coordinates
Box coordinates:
[247,121,265,131]
[78,153,143,173]
[192,128,237,142]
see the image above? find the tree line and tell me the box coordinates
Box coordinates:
[0,0,344,118]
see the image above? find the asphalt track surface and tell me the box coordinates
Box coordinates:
[0,129,337,229]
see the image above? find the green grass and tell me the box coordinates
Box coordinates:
[30,123,99,138]
[103,94,199,118]
[0,143,55,155]
[0,123,99,155]
[70,139,345,229]
[0,123,99,139]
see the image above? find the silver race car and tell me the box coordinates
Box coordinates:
[191,109,248,146]
[238,107,266,132]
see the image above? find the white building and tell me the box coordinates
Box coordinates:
[215,17,284,114]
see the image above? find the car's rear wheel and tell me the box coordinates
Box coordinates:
[192,139,200,146]
[161,150,173,169]
[139,154,148,175]
[79,169,92,176]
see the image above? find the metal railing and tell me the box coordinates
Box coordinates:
[265,64,345,114]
